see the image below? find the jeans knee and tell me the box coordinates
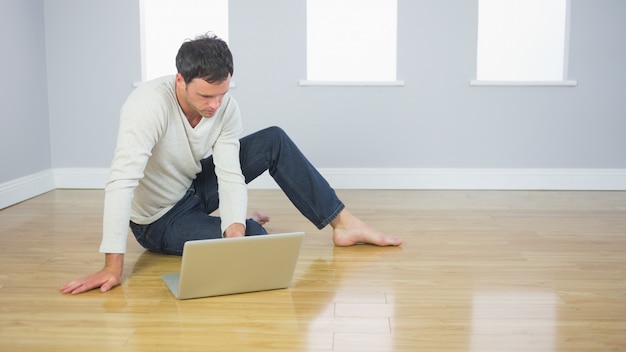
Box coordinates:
[265,126,295,151]
[263,126,287,140]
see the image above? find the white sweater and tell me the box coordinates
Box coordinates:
[99,76,247,253]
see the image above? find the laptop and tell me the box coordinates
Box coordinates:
[162,232,305,299]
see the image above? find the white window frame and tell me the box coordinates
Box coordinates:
[138,0,229,84]
[470,0,577,87]
[300,0,404,87]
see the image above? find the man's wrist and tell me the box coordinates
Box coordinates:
[104,253,124,273]
[224,223,245,237]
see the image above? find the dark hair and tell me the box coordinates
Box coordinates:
[175,33,234,84]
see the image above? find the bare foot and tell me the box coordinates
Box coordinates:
[331,209,403,247]
[249,211,270,225]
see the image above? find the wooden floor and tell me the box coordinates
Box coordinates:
[1,189,625,352]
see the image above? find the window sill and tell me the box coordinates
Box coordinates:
[298,80,405,87]
[469,80,577,87]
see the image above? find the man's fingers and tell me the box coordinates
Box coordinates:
[60,280,84,294]
[61,275,115,295]
[69,280,98,295]
[100,279,116,292]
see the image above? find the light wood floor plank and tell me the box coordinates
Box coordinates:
[1,189,625,351]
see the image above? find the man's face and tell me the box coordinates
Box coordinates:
[177,74,231,118]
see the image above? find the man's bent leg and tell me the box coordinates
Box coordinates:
[191,126,401,247]
[238,126,344,229]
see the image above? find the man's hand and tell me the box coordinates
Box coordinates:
[223,222,245,238]
[59,253,123,295]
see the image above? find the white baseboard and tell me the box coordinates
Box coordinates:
[2,167,626,209]
[53,167,110,189]
[248,168,626,190]
[0,170,56,209]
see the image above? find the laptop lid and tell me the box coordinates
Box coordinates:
[162,232,305,299]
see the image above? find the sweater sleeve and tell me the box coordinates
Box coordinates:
[99,87,165,253]
[212,99,247,234]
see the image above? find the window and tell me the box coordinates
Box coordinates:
[140,0,229,81]
[304,0,400,85]
[474,0,575,85]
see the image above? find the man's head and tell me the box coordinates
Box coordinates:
[175,33,233,85]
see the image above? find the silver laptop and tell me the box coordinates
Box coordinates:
[162,232,305,299]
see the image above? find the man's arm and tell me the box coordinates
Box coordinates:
[59,253,124,294]
[212,97,248,236]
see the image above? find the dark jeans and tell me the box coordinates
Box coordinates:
[130,126,345,255]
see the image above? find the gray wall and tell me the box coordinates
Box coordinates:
[0,0,50,183]
[1,0,625,186]
[44,0,141,168]
[230,0,626,169]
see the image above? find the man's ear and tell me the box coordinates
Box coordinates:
[175,73,186,89]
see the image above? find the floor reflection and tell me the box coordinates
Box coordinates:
[471,290,556,352]
[296,247,398,352]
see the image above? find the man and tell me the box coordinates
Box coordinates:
[60,34,402,295]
